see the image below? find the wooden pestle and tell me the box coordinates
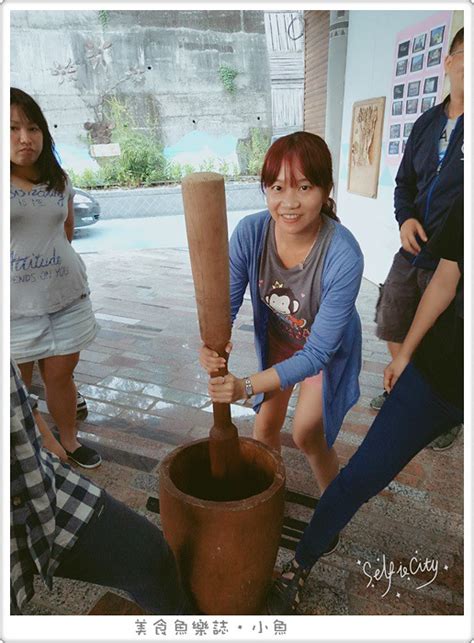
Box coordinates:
[181,172,241,480]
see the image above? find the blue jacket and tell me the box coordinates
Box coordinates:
[229,211,364,448]
[394,97,464,270]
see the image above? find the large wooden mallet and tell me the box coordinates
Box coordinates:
[181,172,241,481]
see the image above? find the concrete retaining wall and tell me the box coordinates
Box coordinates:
[11,10,272,171]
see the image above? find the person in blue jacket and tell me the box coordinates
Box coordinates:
[200,132,364,520]
[371,27,463,451]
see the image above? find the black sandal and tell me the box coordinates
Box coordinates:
[266,559,311,615]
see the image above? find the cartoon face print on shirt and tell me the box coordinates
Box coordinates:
[265,281,307,329]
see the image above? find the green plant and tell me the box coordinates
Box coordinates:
[98,10,109,29]
[66,167,103,189]
[239,128,271,176]
[199,159,216,172]
[82,168,101,187]
[165,162,183,182]
[66,168,80,186]
[218,64,238,95]
[218,159,230,176]
[100,97,167,187]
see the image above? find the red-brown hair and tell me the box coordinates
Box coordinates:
[260,131,339,221]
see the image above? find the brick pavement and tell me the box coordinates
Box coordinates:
[25,247,463,616]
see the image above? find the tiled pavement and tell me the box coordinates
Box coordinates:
[26,247,463,616]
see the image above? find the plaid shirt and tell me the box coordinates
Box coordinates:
[10,360,102,614]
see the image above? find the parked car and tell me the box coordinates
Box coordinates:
[73,188,101,229]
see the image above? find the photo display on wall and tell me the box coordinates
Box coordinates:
[386,12,452,164]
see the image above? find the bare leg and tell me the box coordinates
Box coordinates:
[292,374,339,493]
[38,353,80,453]
[18,361,35,387]
[33,408,68,461]
[253,386,294,452]
[18,361,68,460]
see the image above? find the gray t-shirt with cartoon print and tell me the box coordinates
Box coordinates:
[258,214,335,348]
[10,178,89,318]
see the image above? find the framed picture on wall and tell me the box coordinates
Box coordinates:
[393,84,404,99]
[392,100,403,116]
[388,141,400,155]
[407,80,421,97]
[348,96,386,198]
[387,14,451,171]
[406,99,418,114]
[430,25,445,47]
[423,76,439,94]
[410,54,424,72]
[396,59,408,76]
[421,96,436,112]
[412,33,426,52]
[390,124,401,139]
[427,47,442,67]
[398,40,410,57]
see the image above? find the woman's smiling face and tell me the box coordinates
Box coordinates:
[266,161,326,237]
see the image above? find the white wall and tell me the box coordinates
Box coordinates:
[336,10,447,284]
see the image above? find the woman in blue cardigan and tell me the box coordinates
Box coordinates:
[201,132,363,504]
[201,131,364,507]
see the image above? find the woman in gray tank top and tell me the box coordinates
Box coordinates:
[10,89,101,469]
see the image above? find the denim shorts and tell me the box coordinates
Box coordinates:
[375,251,433,343]
[11,295,99,364]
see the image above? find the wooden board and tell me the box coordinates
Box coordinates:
[348,96,386,198]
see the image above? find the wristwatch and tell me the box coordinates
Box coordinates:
[243,377,254,399]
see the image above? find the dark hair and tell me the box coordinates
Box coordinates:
[10,87,67,193]
[449,27,463,55]
[260,131,339,222]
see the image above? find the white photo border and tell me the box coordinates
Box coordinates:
[1,1,472,642]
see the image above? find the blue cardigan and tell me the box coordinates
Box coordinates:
[229,211,364,448]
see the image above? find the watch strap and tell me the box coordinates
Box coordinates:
[243,377,254,399]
